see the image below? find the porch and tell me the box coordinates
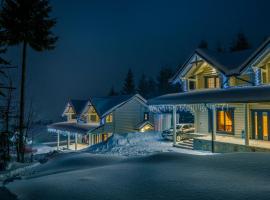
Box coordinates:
[149,86,270,153]
[193,134,270,152]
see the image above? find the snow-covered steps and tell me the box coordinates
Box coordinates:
[174,139,194,150]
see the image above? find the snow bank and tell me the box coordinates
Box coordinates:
[6,152,270,200]
[87,131,210,156]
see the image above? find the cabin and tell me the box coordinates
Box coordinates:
[149,37,270,152]
[48,94,154,150]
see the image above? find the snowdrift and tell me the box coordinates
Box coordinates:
[87,131,208,156]
[6,152,270,200]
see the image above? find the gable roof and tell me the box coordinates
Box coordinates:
[64,94,147,118]
[90,94,147,118]
[148,85,270,105]
[69,99,88,115]
[171,37,270,82]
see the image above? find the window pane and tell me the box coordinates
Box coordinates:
[215,77,220,88]
[263,112,268,138]
[217,111,225,131]
[225,111,233,132]
[207,78,215,88]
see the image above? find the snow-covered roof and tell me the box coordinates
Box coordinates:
[91,95,135,117]
[135,121,154,130]
[68,94,147,118]
[171,37,270,82]
[149,85,270,105]
[48,122,98,135]
[64,99,88,116]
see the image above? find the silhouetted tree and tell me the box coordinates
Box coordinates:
[147,77,157,98]
[122,68,135,95]
[137,73,150,98]
[156,66,178,95]
[108,86,118,96]
[0,0,58,162]
[198,40,208,49]
[230,33,251,52]
[216,41,224,53]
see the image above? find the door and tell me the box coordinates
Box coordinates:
[251,110,270,141]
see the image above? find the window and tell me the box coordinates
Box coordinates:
[106,113,113,123]
[188,80,196,90]
[205,76,220,88]
[144,112,149,121]
[217,109,234,133]
[90,114,97,122]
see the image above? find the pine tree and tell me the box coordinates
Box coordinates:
[122,69,135,95]
[216,41,224,53]
[108,86,118,96]
[147,77,157,98]
[0,0,58,162]
[137,73,149,98]
[198,40,208,49]
[230,33,251,52]
[156,66,178,95]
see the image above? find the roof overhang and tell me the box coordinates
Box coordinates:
[47,122,98,136]
[149,86,270,106]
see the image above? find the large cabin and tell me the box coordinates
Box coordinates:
[150,37,270,152]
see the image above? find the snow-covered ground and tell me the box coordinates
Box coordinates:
[4,152,270,200]
[87,131,211,156]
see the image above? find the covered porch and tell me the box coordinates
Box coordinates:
[47,122,102,151]
[149,86,270,152]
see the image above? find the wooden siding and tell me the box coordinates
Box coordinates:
[195,104,246,138]
[109,97,148,133]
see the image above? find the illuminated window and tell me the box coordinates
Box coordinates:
[254,112,258,138]
[205,76,220,88]
[102,133,108,141]
[106,113,113,123]
[217,109,234,133]
[263,112,268,138]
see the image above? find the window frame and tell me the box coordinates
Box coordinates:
[144,112,149,121]
[216,108,235,135]
[106,113,113,123]
[204,76,220,89]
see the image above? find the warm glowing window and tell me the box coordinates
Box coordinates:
[106,113,113,123]
[102,133,108,141]
[217,109,233,133]
[205,76,220,88]
[255,112,258,137]
[263,112,268,138]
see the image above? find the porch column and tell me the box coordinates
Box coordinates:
[173,105,177,145]
[75,133,78,151]
[67,132,70,150]
[211,105,216,153]
[57,132,60,151]
[88,133,91,146]
[245,103,250,146]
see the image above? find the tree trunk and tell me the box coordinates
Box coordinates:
[19,41,27,163]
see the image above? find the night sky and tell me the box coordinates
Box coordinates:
[5,0,270,120]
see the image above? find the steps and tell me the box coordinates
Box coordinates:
[174,139,194,150]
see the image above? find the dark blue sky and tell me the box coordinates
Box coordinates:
[6,0,270,120]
